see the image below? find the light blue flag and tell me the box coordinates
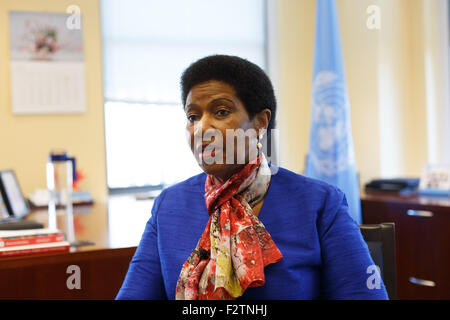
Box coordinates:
[305,0,362,223]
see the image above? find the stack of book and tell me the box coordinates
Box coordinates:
[0,228,70,257]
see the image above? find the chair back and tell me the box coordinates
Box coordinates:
[359,222,397,300]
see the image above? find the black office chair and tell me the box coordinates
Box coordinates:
[359,223,397,300]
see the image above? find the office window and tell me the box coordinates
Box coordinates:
[101,0,267,190]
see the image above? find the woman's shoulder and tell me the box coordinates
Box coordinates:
[162,172,207,194]
[153,167,346,215]
[152,172,207,213]
[272,166,343,197]
[269,166,347,217]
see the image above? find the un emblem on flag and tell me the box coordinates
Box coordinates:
[309,71,355,176]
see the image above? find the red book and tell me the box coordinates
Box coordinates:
[0,241,70,257]
[0,233,65,248]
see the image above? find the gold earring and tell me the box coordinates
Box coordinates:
[257,133,263,149]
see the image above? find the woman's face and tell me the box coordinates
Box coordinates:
[185,80,270,182]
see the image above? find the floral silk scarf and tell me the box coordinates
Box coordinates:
[175,153,283,300]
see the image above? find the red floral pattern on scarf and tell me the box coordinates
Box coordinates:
[175,153,283,300]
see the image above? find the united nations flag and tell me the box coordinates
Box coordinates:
[305,0,362,223]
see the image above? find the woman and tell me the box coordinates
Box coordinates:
[116,55,388,300]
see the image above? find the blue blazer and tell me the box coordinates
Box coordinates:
[116,166,388,300]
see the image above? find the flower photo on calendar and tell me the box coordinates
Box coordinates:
[9,11,86,114]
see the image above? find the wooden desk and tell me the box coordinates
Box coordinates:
[361,192,450,300]
[0,195,155,299]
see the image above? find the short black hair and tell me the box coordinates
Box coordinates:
[180,54,277,131]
